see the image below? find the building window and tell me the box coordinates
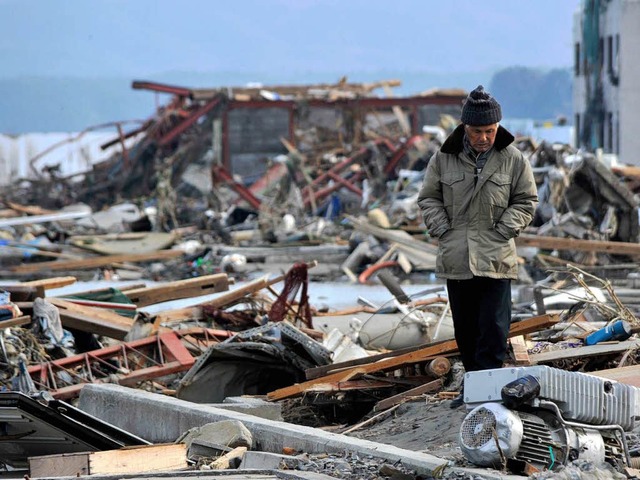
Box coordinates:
[575,113,581,147]
[615,113,620,154]
[598,118,604,150]
[575,42,581,76]
[607,112,613,152]
[615,34,620,73]
[607,36,613,73]
[599,37,604,71]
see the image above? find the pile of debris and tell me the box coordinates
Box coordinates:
[2,78,640,478]
[0,244,640,478]
[2,78,640,285]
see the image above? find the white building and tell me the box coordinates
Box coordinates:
[0,131,142,187]
[573,0,640,164]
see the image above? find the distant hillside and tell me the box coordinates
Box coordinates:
[490,67,573,122]
[0,67,571,134]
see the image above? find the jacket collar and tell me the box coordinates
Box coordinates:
[440,124,515,155]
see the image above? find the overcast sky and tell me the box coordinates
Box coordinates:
[1,0,581,78]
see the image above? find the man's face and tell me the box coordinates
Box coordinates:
[464,123,499,153]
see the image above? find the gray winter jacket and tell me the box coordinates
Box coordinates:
[417,124,538,280]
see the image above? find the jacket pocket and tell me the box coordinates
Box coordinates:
[483,173,511,224]
[485,173,511,207]
[441,172,465,209]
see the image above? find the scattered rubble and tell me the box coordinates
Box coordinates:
[1,79,640,478]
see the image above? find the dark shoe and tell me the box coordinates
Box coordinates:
[449,393,465,409]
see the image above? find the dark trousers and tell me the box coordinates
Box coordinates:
[446,276,511,373]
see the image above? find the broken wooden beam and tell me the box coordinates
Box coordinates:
[373,378,444,412]
[123,273,231,307]
[10,250,183,273]
[0,284,44,301]
[516,234,640,256]
[303,379,396,394]
[0,315,31,329]
[152,275,272,327]
[268,343,455,401]
[21,276,77,290]
[28,443,187,476]
[48,298,134,340]
[509,336,532,365]
[591,364,640,388]
[272,314,559,400]
[306,313,559,380]
[529,339,640,364]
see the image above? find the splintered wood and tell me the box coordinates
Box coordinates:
[267,314,560,401]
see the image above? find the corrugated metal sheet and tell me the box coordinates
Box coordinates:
[465,365,640,431]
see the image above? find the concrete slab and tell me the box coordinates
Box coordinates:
[240,451,302,470]
[221,396,283,421]
[34,469,337,480]
[78,384,524,480]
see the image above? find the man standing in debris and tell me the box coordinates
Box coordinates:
[417,85,538,408]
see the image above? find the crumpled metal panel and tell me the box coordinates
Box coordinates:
[0,392,148,469]
[176,322,331,403]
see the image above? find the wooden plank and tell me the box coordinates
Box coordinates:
[0,315,31,329]
[271,314,559,400]
[304,379,395,393]
[0,209,19,218]
[89,444,187,474]
[590,365,640,387]
[0,285,44,301]
[507,314,561,336]
[64,283,148,298]
[152,276,271,326]
[509,336,531,365]
[58,298,137,310]
[373,378,443,412]
[382,84,411,136]
[208,446,247,470]
[530,339,640,364]
[29,452,89,477]
[48,298,134,340]
[346,215,438,255]
[10,249,183,273]
[0,244,80,260]
[305,313,559,380]
[69,232,177,256]
[6,201,56,215]
[268,340,456,401]
[516,234,640,256]
[29,444,187,477]
[21,276,77,290]
[124,273,231,307]
[612,165,640,178]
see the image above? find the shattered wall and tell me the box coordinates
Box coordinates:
[227,107,290,183]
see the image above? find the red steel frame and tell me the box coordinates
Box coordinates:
[27,332,196,400]
[212,165,263,210]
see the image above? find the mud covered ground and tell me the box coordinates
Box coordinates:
[345,398,469,463]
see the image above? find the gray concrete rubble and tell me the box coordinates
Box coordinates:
[34,469,343,480]
[78,384,524,479]
[240,451,305,470]
[176,420,253,458]
[221,396,283,421]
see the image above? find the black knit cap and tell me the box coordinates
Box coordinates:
[460,85,502,126]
